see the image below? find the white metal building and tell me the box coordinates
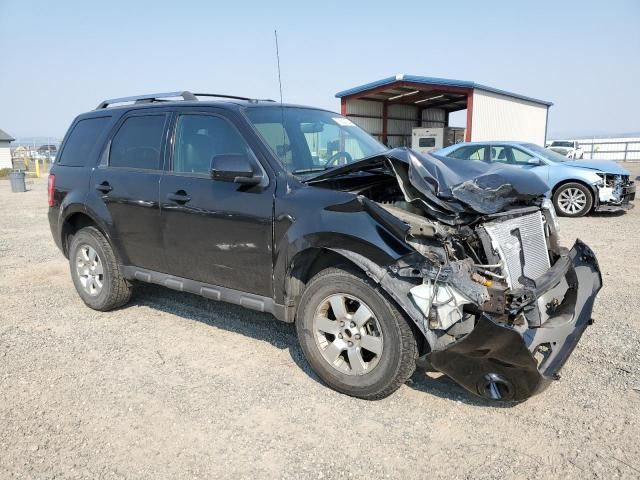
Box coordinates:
[0,129,15,169]
[335,74,552,148]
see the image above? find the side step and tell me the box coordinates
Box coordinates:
[121,266,289,322]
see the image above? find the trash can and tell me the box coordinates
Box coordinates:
[8,170,26,193]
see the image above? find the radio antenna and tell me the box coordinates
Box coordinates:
[274,30,287,168]
[274,30,284,105]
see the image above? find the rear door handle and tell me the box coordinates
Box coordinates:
[167,191,191,204]
[95,182,112,193]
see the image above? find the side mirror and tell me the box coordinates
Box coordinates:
[527,158,542,165]
[210,154,261,185]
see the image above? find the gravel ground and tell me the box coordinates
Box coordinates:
[1,167,639,479]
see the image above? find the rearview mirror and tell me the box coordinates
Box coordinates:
[527,158,541,165]
[210,154,261,185]
[300,122,324,134]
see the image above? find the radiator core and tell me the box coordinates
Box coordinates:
[482,211,551,289]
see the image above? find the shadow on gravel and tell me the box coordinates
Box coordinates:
[589,211,627,218]
[406,371,518,408]
[130,283,327,387]
[130,283,510,405]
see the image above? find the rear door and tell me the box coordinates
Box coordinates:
[90,111,169,271]
[159,109,275,297]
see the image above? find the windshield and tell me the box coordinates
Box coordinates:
[244,106,387,176]
[524,143,569,162]
[550,141,573,148]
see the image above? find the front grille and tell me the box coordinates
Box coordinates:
[482,211,551,289]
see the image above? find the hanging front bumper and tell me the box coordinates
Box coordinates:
[424,239,602,401]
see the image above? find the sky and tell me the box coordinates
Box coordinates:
[0,0,639,140]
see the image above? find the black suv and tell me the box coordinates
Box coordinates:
[49,91,602,401]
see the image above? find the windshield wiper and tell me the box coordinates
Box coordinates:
[291,167,330,175]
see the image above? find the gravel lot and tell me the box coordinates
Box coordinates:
[1,167,639,479]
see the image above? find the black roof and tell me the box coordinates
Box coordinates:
[0,129,15,142]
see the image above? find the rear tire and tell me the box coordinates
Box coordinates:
[68,227,132,311]
[296,267,417,400]
[553,182,593,217]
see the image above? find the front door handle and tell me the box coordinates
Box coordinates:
[95,182,112,193]
[167,191,191,204]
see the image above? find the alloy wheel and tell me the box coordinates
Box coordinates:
[75,244,104,296]
[313,294,384,376]
[557,187,587,215]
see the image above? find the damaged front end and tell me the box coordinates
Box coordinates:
[594,172,636,212]
[314,148,602,401]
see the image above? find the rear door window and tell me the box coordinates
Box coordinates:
[57,117,111,166]
[448,145,487,161]
[109,115,167,170]
[490,146,508,163]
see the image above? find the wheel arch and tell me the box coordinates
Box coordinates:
[552,178,597,200]
[551,179,597,215]
[282,247,427,348]
[283,248,369,322]
[60,211,118,260]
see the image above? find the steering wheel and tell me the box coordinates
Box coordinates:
[325,151,353,167]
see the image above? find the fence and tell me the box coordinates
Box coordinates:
[575,138,640,162]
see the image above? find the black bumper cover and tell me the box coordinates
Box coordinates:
[425,239,602,401]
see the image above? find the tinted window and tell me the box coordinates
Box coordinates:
[57,117,110,166]
[110,115,166,170]
[173,115,252,174]
[448,145,486,161]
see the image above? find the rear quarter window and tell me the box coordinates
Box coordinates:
[57,117,111,167]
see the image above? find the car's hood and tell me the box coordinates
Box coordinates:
[549,147,570,154]
[308,148,549,223]
[562,159,630,175]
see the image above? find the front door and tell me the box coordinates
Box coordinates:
[490,145,550,183]
[91,112,169,271]
[159,111,274,297]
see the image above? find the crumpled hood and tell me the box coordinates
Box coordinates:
[385,148,549,219]
[562,159,630,175]
[307,147,550,223]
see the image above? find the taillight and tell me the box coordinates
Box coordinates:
[48,174,55,207]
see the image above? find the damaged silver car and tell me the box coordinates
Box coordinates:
[437,141,635,217]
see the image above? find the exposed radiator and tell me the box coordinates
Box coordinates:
[481,211,551,289]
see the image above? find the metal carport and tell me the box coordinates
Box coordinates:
[335,74,553,148]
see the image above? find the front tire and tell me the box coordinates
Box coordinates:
[296,267,417,400]
[553,182,593,217]
[68,226,132,311]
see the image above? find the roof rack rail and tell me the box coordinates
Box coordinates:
[96,91,275,110]
[96,91,197,109]
[193,93,254,102]
[193,93,276,103]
